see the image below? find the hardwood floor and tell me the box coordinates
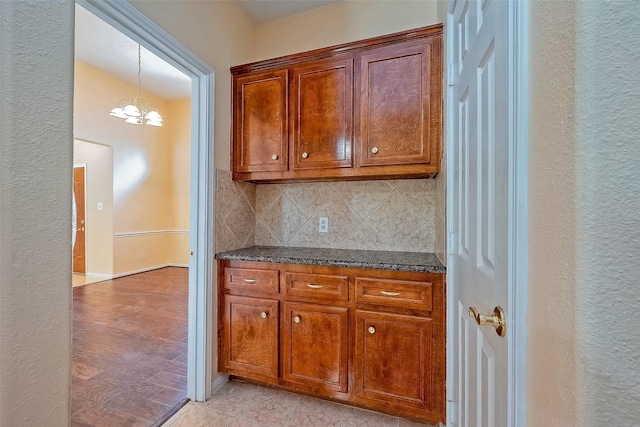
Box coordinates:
[72,267,188,427]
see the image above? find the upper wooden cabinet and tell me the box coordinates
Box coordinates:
[231,24,442,183]
[233,69,288,173]
[358,39,438,168]
[292,56,354,170]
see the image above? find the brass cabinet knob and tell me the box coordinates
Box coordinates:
[469,306,506,337]
[307,284,323,289]
[260,312,267,319]
[301,152,309,158]
[371,147,379,154]
[244,278,256,283]
[294,316,301,323]
[272,154,279,160]
[368,326,376,334]
[76,227,85,232]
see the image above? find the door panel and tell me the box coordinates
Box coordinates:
[282,302,348,394]
[222,295,279,380]
[354,310,433,410]
[233,70,288,173]
[73,166,86,274]
[358,39,439,167]
[449,0,511,425]
[292,56,353,170]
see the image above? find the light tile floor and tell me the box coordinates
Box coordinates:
[162,380,438,427]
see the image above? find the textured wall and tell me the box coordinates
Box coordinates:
[0,1,74,425]
[575,1,640,424]
[528,1,579,425]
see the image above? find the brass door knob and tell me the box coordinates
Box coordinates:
[371,147,379,154]
[469,306,506,337]
[260,312,267,319]
[368,326,376,334]
[301,152,309,158]
[294,316,301,323]
[272,154,279,160]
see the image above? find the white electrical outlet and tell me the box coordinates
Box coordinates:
[319,217,329,233]
[97,202,103,211]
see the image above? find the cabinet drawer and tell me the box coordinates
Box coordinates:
[356,277,432,311]
[225,267,279,294]
[284,272,349,302]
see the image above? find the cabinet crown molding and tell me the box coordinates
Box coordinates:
[231,23,443,75]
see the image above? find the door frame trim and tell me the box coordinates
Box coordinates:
[77,0,215,402]
[444,1,529,425]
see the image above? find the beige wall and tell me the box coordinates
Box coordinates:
[0,1,74,425]
[254,0,438,60]
[528,1,579,425]
[74,139,115,275]
[74,60,190,275]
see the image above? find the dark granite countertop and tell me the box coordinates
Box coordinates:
[215,246,445,273]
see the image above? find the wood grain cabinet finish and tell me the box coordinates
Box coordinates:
[282,302,349,395]
[230,24,442,182]
[357,39,440,168]
[354,310,434,413]
[221,295,279,382]
[217,259,445,424]
[292,56,353,170]
[233,69,288,173]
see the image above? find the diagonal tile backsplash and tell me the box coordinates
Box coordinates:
[215,169,439,254]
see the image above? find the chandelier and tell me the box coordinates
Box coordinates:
[110,44,163,127]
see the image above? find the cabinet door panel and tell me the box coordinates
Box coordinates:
[223,295,279,380]
[234,70,288,173]
[355,310,433,409]
[292,57,353,170]
[283,302,349,394]
[358,39,439,167]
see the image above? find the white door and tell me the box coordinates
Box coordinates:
[448,0,524,426]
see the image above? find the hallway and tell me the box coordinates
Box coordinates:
[72,267,188,426]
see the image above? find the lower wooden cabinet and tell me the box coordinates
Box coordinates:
[354,311,435,413]
[218,260,445,424]
[221,295,279,382]
[283,302,349,395]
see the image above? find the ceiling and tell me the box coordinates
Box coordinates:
[75,1,343,100]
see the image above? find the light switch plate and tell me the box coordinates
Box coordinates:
[319,217,328,233]
[97,202,103,211]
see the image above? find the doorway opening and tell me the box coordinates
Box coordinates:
[72,0,215,424]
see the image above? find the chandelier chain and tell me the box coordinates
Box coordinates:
[137,44,142,102]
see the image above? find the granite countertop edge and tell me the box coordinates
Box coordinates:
[214,246,446,274]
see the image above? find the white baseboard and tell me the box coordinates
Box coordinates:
[211,373,229,394]
[83,272,112,279]
[88,263,189,280]
[169,263,189,268]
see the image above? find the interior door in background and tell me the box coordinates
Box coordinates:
[73,166,86,274]
[449,0,511,425]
